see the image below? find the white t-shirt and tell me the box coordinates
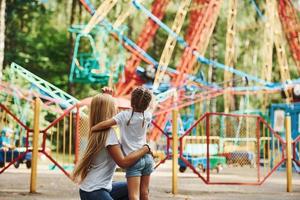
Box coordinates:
[79,128,119,192]
[113,110,152,155]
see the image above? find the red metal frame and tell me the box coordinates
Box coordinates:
[178,112,208,183]
[151,120,172,169]
[179,155,208,183]
[1,100,294,185]
[0,103,31,174]
[293,135,300,167]
[0,104,30,131]
[256,117,260,182]
[180,113,208,138]
[174,0,222,87]
[258,117,286,144]
[124,0,170,74]
[79,0,93,14]
[39,105,79,177]
[0,150,29,174]
[0,103,79,176]
[116,0,170,96]
[178,112,286,185]
[43,104,77,133]
[43,151,70,178]
[206,114,210,182]
[150,112,169,141]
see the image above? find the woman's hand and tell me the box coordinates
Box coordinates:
[143,144,154,157]
[107,144,149,168]
[101,87,114,96]
[90,127,96,133]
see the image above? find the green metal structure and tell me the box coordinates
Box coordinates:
[68,25,126,85]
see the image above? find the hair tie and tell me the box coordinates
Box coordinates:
[127,110,134,126]
[142,111,145,128]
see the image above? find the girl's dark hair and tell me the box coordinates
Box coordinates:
[127,86,152,127]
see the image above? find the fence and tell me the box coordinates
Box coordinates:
[0,97,81,176]
[0,99,171,176]
[0,100,298,191]
[178,112,286,185]
[293,135,300,167]
[0,102,33,172]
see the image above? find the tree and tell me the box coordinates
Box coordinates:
[4,0,70,93]
[0,0,5,80]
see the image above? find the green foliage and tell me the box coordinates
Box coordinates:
[4,0,70,94]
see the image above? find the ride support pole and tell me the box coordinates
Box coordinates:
[285,114,292,192]
[172,108,178,194]
[30,98,41,193]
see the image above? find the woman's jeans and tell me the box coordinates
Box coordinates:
[79,182,129,200]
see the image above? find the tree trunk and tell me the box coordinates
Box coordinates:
[78,1,82,23]
[67,0,77,95]
[0,0,6,81]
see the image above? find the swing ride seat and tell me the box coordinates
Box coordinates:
[0,148,32,169]
[179,155,226,173]
[178,143,226,173]
[73,53,110,84]
[69,24,126,85]
[220,151,255,167]
[48,164,74,171]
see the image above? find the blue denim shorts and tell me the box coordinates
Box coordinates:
[126,154,154,178]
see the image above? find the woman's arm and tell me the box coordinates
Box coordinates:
[91,118,117,132]
[107,145,149,168]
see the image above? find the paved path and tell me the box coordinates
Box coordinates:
[0,160,300,200]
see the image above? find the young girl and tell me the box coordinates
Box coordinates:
[91,86,154,200]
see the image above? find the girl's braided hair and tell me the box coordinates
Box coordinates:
[127,86,152,127]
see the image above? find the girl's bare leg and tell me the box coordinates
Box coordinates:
[140,175,150,200]
[127,176,141,200]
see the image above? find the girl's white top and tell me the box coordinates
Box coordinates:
[79,128,119,192]
[113,110,152,155]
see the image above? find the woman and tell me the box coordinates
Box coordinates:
[72,93,151,200]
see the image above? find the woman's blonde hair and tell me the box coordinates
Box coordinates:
[72,94,116,183]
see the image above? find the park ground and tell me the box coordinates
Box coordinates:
[0,160,300,200]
